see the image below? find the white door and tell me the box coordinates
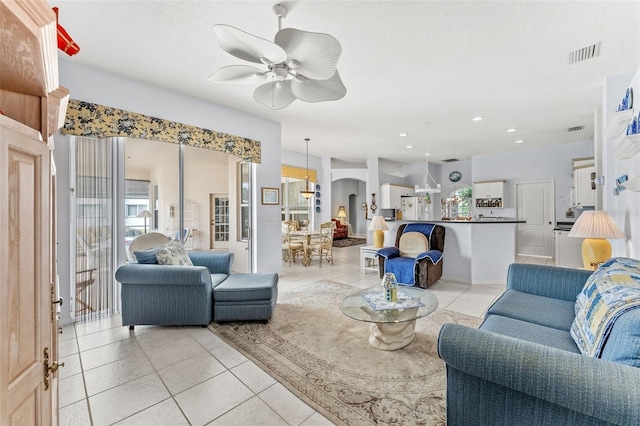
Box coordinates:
[210,194,229,249]
[516,180,555,257]
[1,117,55,425]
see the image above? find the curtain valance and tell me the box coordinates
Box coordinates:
[62,99,261,163]
[282,165,317,182]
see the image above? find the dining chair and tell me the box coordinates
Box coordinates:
[282,224,304,266]
[310,221,335,267]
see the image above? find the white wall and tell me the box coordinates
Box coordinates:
[55,61,282,325]
[472,140,594,221]
[604,68,640,259]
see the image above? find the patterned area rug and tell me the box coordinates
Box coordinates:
[209,281,481,426]
[332,237,366,248]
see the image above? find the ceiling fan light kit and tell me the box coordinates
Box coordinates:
[209,3,347,109]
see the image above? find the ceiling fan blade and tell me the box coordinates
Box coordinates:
[214,24,287,64]
[207,65,267,84]
[291,71,347,103]
[253,80,296,110]
[275,28,342,80]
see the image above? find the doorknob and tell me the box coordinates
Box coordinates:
[52,297,63,306]
[43,347,65,390]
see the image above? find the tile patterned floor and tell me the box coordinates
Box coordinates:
[59,245,554,425]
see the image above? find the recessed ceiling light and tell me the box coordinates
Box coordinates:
[515,139,524,144]
[424,152,431,156]
[399,133,408,137]
[406,145,413,149]
[507,128,517,133]
[472,116,484,121]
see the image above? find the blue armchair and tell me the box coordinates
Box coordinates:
[377,223,445,287]
[115,251,233,328]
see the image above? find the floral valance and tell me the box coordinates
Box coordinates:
[62,99,261,163]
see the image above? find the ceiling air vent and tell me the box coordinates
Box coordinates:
[568,125,585,132]
[442,158,458,163]
[568,42,601,65]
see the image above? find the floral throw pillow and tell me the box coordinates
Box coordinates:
[155,240,193,266]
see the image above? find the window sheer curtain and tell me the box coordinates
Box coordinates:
[72,136,117,322]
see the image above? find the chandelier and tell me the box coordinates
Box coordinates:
[414,138,441,194]
[300,138,315,199]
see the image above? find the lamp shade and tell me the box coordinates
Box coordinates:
[137,209,153,218]
[337,206,347,218]
[368,215,389,231]
[568,211,624,270]
[568,211,624,239]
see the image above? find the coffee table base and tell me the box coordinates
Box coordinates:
[368,321,416,350]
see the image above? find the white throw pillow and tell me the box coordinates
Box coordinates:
[399,232,429,258]
[155,239,193,266]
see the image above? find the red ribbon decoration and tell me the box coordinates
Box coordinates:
[53,7,80,56]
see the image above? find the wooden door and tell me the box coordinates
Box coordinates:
[516,180,555,257]
[1,116,55,425]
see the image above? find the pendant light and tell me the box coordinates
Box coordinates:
[414,125,441,194]
[300,138,315,199]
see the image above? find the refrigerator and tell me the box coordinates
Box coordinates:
[400,196,428,220]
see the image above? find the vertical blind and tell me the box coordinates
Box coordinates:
[73,136,116,322]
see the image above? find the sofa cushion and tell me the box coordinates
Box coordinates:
[487,289,575,331]
[134,247,159,264]
[481,314,580,353]
[214,273,278,302]
[156,240,193,266]
[399,232,429,258]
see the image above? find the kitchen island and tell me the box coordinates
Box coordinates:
[375,219,525,284]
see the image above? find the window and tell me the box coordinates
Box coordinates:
[281,177,311,226]
[444,186,473,219]
[239,162,250,241]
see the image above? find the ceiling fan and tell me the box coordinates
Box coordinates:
[207,4,347,110]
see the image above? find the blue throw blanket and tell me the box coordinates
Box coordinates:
[377,223,442,285]
[570,257,640,357]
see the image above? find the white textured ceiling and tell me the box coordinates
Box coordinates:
[51,1,640,164]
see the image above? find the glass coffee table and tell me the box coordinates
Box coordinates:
[341,285,438,350]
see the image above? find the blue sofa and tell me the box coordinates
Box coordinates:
[115,251,278,327]
[438,262,640,425]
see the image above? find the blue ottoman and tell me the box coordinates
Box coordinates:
[213,273,278,322]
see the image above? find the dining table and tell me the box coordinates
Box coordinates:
[291,230,321,266]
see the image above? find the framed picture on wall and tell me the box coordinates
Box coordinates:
[261,187,280,205]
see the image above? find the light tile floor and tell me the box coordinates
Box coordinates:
[59,245,554,425]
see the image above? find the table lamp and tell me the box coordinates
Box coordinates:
[337,206,347,221]
[368,215,388,248]
[568,211,624,270]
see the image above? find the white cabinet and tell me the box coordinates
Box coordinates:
[473,181,505,208]
[380,183,414,209]
[554,230,584,269]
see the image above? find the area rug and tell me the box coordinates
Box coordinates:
[333,237,366,248]
[208,280,481,426]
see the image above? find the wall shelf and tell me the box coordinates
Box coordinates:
[623,175,640,192]
[605,109,634,139]
[613,134,640,159]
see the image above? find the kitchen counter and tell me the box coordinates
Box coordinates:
[374,220,523,284]
[430,219,525,224]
